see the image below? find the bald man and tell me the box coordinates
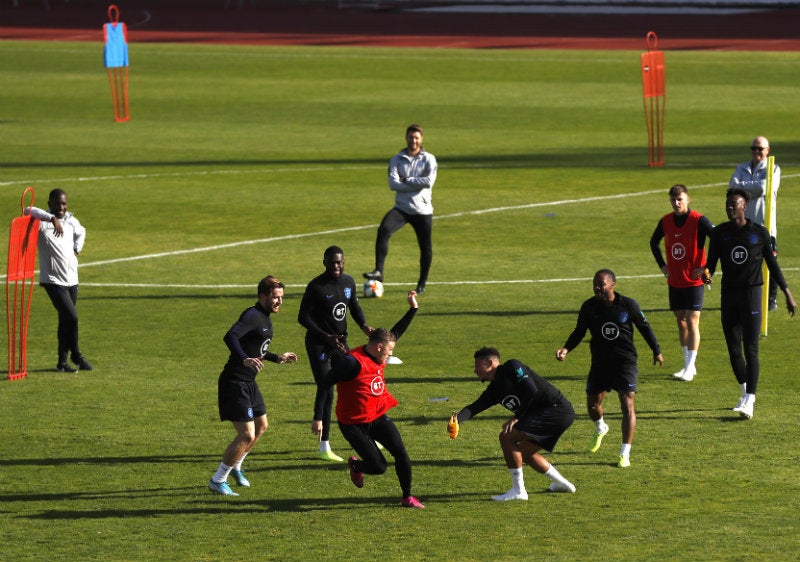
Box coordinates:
[729,136,781,310]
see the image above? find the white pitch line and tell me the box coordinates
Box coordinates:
[3,174,798,281]
[71,266,800,289]
[49,180,733,271]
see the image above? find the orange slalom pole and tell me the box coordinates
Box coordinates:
[6,187,40,381]
[641,31,665,167]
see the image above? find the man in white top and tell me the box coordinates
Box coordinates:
[729,136,781,310]
[25,189,93,372]
[364,124,437,294]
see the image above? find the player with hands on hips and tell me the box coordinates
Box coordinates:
[649,184,713,382]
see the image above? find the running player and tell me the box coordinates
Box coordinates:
[209,276,297,496]
[556,269,663,468]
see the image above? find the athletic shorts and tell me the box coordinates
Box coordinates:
[218,378,266,422]
[668,285,704,312]
[516,401,576,452]
[586,363,637,395]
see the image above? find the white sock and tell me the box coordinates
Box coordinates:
[509,467,524,491]
[596,418,607,431]
[739,383,747,398]
[745,393,756,405]
[319,440,331,453]
[545,465,569,486]
[686,349,697,371]
[234,452,248,471]
[212,462,233,484]
[620,444,632,458]
[681,345,689,362]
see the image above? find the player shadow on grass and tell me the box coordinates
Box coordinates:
[0,454,220,467]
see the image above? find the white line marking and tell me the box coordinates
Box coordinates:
[4,173,798,283]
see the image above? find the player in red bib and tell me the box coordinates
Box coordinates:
[650,184,713,381]
[311,291,424,508]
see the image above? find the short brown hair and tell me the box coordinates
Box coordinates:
[668,184,688,198]
[258,275,284,296]
[368,328,397,345]
[406,123,424,136]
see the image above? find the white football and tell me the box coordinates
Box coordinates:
[363,280,384,298]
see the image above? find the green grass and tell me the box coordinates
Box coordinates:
[1,40,799,561]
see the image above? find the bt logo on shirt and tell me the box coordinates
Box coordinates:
[601,322,620,341]
[332,302,347,321]
[731,245,748,265]
[370,376,385,396]
[670,242,687,261]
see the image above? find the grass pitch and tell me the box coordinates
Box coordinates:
[1,41,799,561]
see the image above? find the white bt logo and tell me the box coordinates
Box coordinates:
[731,245,748,265]
[601,322,620,340]
[370,376,385,396]
[671,242,686,261]
[332,302,347,321]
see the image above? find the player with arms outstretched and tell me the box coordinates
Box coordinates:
[450,347,576,501]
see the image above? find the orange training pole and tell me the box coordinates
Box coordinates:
[104,4,130,122]
[641,31,665,167]
[6,187,40,381]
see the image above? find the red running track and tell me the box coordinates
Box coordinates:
[2,2,800,50]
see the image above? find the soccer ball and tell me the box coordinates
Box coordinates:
[363,280,384,298]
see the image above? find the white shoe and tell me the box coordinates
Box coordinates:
[738,401,754,419]
[679,367,696,381]
[548,480,576,493]
[672,368,686,379]
[736,395,755,419]
[732,396,746,411]
[492,488,528,501]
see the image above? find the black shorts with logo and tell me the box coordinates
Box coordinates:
[668,285,705,312]
[586,362,638,395]
[218,377,266,422]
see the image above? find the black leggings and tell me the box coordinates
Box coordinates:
[305,336,347,442]
[721,287,762,393]
[374,208,432,286]
[339,415,413,497]
[43,283,81,362]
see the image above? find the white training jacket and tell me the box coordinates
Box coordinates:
[24,206,86,286]
[387,147,437,216]
[729,159,781,238]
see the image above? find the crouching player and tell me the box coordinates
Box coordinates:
[450,347,576,500]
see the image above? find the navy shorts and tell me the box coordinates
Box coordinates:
[668,285,704,312]
[218,378,266,422]
[516,401,576,452]
[586,363,637,395]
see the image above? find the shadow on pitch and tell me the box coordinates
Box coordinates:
[9,142,793,172]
